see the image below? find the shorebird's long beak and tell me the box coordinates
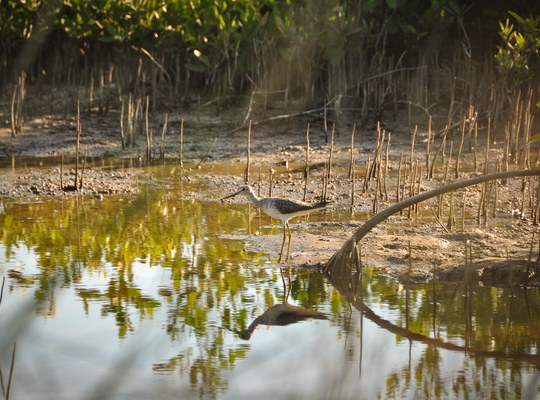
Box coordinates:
[221,189,241,201]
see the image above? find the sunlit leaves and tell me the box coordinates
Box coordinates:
[0,0,474,97]
[528,101,540,145]
[495,12,540,82]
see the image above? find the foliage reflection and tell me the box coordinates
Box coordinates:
[1,185,540,398]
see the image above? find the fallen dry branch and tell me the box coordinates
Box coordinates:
[229,97,339,134]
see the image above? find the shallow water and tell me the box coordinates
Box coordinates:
[0,165,539,399]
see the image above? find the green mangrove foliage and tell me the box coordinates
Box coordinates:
[495,11,540,82]
[2,1,538,150]
[0,0,510,102]
[496,11,540,143]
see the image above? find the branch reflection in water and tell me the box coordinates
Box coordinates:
[324,245,540,397]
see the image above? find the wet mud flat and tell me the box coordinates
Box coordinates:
[0,167,141,198]
[1,104,540,286]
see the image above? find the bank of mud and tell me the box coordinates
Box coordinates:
[1,102,539,285]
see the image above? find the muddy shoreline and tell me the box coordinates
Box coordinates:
[1,103,539,285]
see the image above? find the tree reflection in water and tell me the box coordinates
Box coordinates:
[325,255,540,399]
[1,181,540,398]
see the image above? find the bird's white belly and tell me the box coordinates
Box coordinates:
[263,204,286,220]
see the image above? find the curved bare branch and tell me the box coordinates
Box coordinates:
[323,169,540,275]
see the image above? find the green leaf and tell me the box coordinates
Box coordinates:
[528,133,540,145]
[514,32,526,48]
[523,17,539,33]
[187,63,209,73]
[508,11,525,25]
[386,0,399,9]
[363,0,378,12]
[273,14,286,34]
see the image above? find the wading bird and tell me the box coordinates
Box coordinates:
[222,185,329,262]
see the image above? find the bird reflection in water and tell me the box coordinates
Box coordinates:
[236,269,327,340]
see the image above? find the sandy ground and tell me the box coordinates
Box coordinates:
[1,98,539,284]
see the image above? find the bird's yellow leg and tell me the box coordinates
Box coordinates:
[278,223,287,262]
[285,222,292,261]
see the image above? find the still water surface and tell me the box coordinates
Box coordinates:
[0,165,539,399]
